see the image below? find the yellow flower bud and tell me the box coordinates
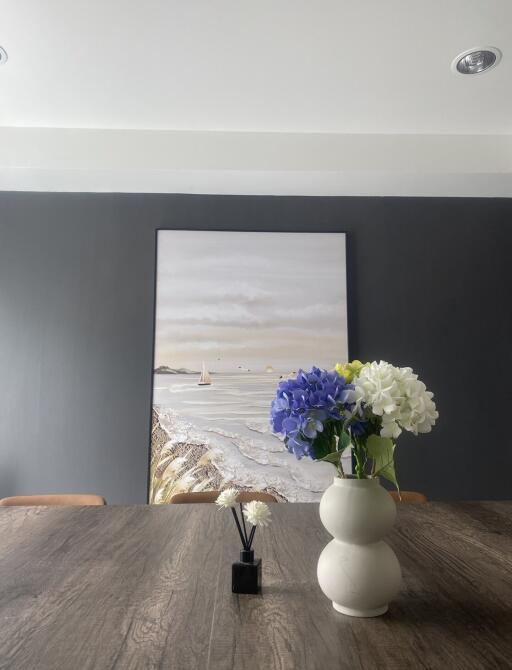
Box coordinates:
[334,360,367,382]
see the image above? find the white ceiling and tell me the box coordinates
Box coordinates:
[1,0,511,134]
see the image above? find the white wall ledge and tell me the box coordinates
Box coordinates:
[1,127,511,196]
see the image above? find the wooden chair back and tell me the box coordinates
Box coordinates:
[170,490,277,504]
[389,491,428,503]
[0,494,107,506]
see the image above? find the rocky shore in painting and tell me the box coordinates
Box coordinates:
[153,366,200,375]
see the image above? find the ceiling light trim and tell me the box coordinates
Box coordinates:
[451,47,502,75]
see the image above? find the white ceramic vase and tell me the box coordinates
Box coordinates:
[317,476,402,617]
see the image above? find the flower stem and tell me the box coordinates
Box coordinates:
[231,508,248,549]
[353,438,367,479]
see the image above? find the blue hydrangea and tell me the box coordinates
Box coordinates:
[270,367,356,459]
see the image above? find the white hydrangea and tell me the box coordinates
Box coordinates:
[354,361,438,439]
[243,501,272,527]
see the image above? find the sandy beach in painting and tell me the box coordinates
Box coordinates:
[151,231,349,502]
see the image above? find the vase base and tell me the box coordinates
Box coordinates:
[332,602,388,618]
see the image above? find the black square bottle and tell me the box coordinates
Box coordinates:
[232,549,262,594]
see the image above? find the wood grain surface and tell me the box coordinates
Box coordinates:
[0,502,510,670]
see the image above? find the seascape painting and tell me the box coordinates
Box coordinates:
[150,230,349,503]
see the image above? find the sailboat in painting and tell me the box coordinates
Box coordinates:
[198,361,212,386]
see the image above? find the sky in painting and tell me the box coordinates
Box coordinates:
[154,231,348,373]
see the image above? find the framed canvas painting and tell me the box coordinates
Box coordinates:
[150,230,349,503]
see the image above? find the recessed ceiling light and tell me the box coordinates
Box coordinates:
[452,47,502,75]
[0,46,8,65]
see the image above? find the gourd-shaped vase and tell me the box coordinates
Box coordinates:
[317,476,402,617]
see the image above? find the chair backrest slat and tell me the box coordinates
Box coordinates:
[389,491,427,503]
[0,494,106,506]
[170,491,277,504]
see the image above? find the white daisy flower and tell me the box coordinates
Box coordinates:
[216,488,239,508]
[243,501,272,527]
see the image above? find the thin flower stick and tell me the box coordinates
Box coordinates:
[247,525,256,549]
[240,502,249,546]
[231,508,248,549]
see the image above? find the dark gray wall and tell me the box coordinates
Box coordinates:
[1,192,511,503]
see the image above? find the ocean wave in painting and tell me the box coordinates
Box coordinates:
[150,374,351,503]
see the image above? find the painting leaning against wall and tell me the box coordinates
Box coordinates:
[150,230,349,503]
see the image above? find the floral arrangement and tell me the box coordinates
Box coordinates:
[270,360,438,489]
[216,489,272,551]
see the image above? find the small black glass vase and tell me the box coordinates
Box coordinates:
[232,549,262,594]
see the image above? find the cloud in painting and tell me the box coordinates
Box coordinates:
[154,231,348,372]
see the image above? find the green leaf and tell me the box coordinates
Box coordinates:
[338,429,352,452]
[312,430,333,460]
[366,435,400,491]
[320,451,343,464]
[314,423,352,461]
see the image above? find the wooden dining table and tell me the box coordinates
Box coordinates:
[0,501,510,669]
